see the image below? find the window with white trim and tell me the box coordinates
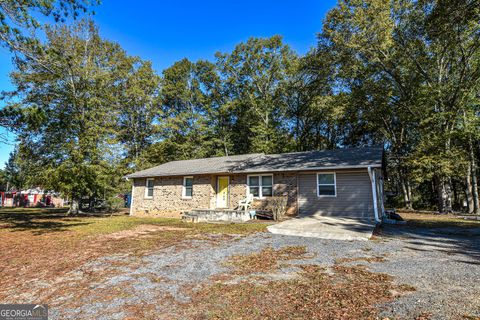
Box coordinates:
[247,174,273,198]
[145,178,154,198]
[182,176,193,198]
[317,173,336,196]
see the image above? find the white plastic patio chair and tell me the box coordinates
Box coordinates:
[238,193,254,211]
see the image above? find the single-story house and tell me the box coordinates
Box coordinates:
[125,147,385,222]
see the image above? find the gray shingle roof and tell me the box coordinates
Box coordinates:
[237,147,383,173]
[125,147,383,179]
[125,153,263,178]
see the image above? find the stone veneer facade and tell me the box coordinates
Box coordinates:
[130,172,298,217]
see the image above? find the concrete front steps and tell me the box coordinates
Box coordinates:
[182,209,252,223]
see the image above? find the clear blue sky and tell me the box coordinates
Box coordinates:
[0,0,337,168]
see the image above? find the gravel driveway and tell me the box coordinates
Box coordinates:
[49,223,480,320]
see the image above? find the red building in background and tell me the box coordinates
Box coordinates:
[0,188,64,207]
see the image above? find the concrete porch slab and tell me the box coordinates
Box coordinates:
[267,216,376,241]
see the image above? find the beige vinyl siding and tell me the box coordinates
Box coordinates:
[298,169,374,218]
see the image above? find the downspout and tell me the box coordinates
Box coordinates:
[127,178,134,216]
[368,166,381,224]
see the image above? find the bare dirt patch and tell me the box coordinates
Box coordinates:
[99,224,188,240]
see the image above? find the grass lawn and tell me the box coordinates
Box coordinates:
[0,207,268,235]
[0,207,267,302]
[398,211,480,229]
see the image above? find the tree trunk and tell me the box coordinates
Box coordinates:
[406,180,413,210]
[464,110,479,214]
[469,138,479,214]
[434,175,453,214]
[452,180,459,210]
[400,178,408,207]
[67,198,80,215]
[400,176,413,210]
[444,179,453,213]
[465,168,474,214]
[472,168,479,214]
[88,196,95,212]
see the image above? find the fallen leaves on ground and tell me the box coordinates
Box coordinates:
[180,263,406,320]
[225,245,308,275]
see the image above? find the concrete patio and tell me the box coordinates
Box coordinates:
[267,215,376,240]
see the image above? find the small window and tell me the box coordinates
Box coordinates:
[317,173,336,196]
[145,178,154,198]
[248,174,273,198]
[183,176,193,198]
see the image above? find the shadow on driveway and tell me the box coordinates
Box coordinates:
[378,220,480,262]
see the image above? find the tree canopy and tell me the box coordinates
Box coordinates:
[1,0,479,214]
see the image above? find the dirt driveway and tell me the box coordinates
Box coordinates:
[0,209,479,319]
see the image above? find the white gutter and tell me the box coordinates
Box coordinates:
[234,164,383,173]
[368,166,381,224]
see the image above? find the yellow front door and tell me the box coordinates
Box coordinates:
[216,176,229,208]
